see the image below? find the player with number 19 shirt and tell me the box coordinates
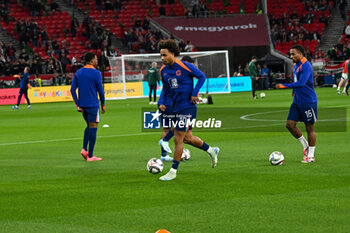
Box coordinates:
[276,44,317,163]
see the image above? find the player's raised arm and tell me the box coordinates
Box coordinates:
[278,64,312,89]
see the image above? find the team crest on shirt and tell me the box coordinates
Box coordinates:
[176,70,181,76]
[169,77,179,89]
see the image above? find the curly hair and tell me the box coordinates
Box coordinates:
[158,39,180,56]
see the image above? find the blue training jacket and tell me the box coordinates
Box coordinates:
[20,73,29,89]
[70,65,105,108]
[158,58,206,113]
[280,57,317,104]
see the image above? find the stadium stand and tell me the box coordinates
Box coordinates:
[268,0,332,56]
[72,0,185,54]
[0,1,101,66]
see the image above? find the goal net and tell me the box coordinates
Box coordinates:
[106,50,230,100]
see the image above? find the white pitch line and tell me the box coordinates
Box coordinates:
[240,109,348,122]
[0,132,159,146]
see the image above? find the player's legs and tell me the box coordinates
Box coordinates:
[159,109,174,154]
[305,123,316,147]
[159,130,186,181]
[346,80,350,94]
[81,113,90,159]
[153,85,157,102]
[286,103,310,155]
[160,128,172,161]
[343,80,349,93]
[286,119,309,151]
[23,88,31,108]
[251,79,257,98]
[286,120,303,138]
[184,130,203,147]
[338,78,345,94]
[301,123,316,163]
[148,85,152,103]
[184,130,219,168]
[87,122,98,159]
[82,107,102,161]
[15,89,24,107]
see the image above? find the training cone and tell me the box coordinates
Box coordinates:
[156,229,171,233]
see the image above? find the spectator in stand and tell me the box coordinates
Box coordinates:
[0,4,9,24]
[159,5,166,16]
[50,1,59,11]
[339,0,348,20]
[70,17,79,37]
[178,39,186,52]
[199,2,208,17]
[328,46,336,60]
[315,48,325,59]
[12,60,21,75]
[143,16,150,30]
[107,45,118,56]
[185,41,194,52]
[135,17,142,31]
[31,28,40,47]
[319,13,328,26]
[237,64,244,76]
[290,10,298,20]
[96,0,103,11]
[19,49,29,62]
[114,0,122,11]
[311,30,320,42]
[30,59,41,75]
[41,27,49,47]
[105,0,112,10]
[305,46,313,61]
[185,7,192,18]
[60,52,71,73]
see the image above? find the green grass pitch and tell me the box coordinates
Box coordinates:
[0,88,349,233]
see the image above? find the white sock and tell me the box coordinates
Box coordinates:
[297,136,309,149]
[170,168,177,174]
[337,86,340,90]
[207,146,214,154]
[308,147,315,158]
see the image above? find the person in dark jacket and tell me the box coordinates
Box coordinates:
[147,62,160,104]
[12,67,31,109]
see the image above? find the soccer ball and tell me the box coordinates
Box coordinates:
[269,151,284,165]
[260,92,266,98]
[147,158,164,174]
[181,148,191,161]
